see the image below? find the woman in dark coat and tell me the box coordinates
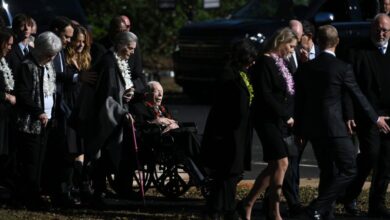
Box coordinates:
[240,27,298,220]
[201,39,257,219]
[0,29,15,189]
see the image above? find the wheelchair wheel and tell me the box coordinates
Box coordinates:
[153,151,192,198]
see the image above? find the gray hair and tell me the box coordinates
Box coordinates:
[114,31,138,51]
[147,81,162,93]
[33,31,62,62]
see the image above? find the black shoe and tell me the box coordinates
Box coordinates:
[344,200,360,216]
[53,193,81,207]
[289,203,305,217]
[368,206,390,218]
[306,208,322,220]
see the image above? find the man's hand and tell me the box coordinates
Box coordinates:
[346,119,356,135]
[162,122,179,133]
[5,93,16,105]
[79,71,98,85]
[152,117,177,126]
[39,113,49,127]
[299,48,309,62]
[377,116,390,134]
[287,117,294,127]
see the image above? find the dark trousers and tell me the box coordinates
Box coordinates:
[283,154,301,208]
[343,124,390,208]
[15,129,49,200]
[310,137,357,215]
[206,174,241,218]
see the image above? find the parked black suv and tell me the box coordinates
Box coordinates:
[173,0,377,98]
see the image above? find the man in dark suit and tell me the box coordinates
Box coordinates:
[44,16,79,207]
[342,13,390,217]
[294,24,390,220]
[6,14,34,79]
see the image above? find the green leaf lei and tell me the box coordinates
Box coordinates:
[240,71,254,105]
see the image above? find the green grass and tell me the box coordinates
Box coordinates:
[0,186,386,219]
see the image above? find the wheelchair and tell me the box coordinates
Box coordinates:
[108,122,211,199]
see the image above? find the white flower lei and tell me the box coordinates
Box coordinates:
[43,62,56,97]
[113,52,133,90]
[0,57,14,92]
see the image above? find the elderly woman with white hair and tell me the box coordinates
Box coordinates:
[14,31,62,208]
[89,31,138,200]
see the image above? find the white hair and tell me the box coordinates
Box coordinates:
[33,31,62,62]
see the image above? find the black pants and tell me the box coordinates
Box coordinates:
[310,137,357,215]
[206,173,241,218]
[15,129,49,200]
[343,124,390,208]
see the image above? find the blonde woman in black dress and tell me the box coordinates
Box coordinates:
[239,28,298,220]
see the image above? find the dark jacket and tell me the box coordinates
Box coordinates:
[201,66,252,176]
[294,52,378,139]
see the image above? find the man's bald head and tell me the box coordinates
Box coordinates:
[289,19,303,42]
[120,15,131,31]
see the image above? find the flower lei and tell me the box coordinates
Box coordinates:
[0,57,14,92]
[43,63,56,97]
[113,52,133,90]
[239,71,254,105]
[270,53,295,95]
[145,101,172,119]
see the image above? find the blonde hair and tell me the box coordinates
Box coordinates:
[264,27,297,53]
[65,25,91,71]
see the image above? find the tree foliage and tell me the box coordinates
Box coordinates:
[82,0,247,69]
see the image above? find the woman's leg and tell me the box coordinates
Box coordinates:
[241,165,272,220]
[269,157,289,220]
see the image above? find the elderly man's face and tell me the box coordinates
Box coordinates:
[117,41,136,60]
[371,16,390,46]
[148,83,164,106]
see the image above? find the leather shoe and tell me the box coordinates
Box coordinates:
[306,208,322,220]
[368,207,390,218]
[289,203,305,217]
[344,200,360,216]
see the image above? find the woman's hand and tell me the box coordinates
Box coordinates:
[123,87,135,103]
[39,113,49,127]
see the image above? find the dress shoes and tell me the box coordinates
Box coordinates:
[368,206,390,218]
[343,199,360,216]
[52,192,81,207]
[305,208,322,220]
[289,203,305,217]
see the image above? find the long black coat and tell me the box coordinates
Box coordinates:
[0,69,12,155]
[294,52,378,139]
[87,51,130,166]
[201,67,252,176]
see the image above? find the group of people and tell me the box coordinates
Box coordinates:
[1,7,390,220]
[201,13,390,220]
[0,12,183,210]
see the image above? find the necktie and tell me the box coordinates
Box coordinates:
[23,46,29,56]
[379,46,386,55]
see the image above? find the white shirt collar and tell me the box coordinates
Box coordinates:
[323,49,336,57]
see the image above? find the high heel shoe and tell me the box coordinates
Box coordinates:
[236,200,249,220]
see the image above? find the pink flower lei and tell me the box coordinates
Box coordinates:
[269,53,295,95]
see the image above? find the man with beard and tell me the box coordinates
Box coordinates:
[342,13,390,217]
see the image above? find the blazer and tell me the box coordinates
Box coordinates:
[294,52,378,139]
[6,44,34,81]
[345,40,390,122]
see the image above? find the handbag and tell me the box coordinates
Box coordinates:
[283,135,299,157]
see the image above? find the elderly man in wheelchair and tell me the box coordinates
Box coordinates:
[125,81,207,198]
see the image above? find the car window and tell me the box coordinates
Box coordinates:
[231,0,312,20]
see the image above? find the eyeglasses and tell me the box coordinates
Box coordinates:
[376,28,390,34]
